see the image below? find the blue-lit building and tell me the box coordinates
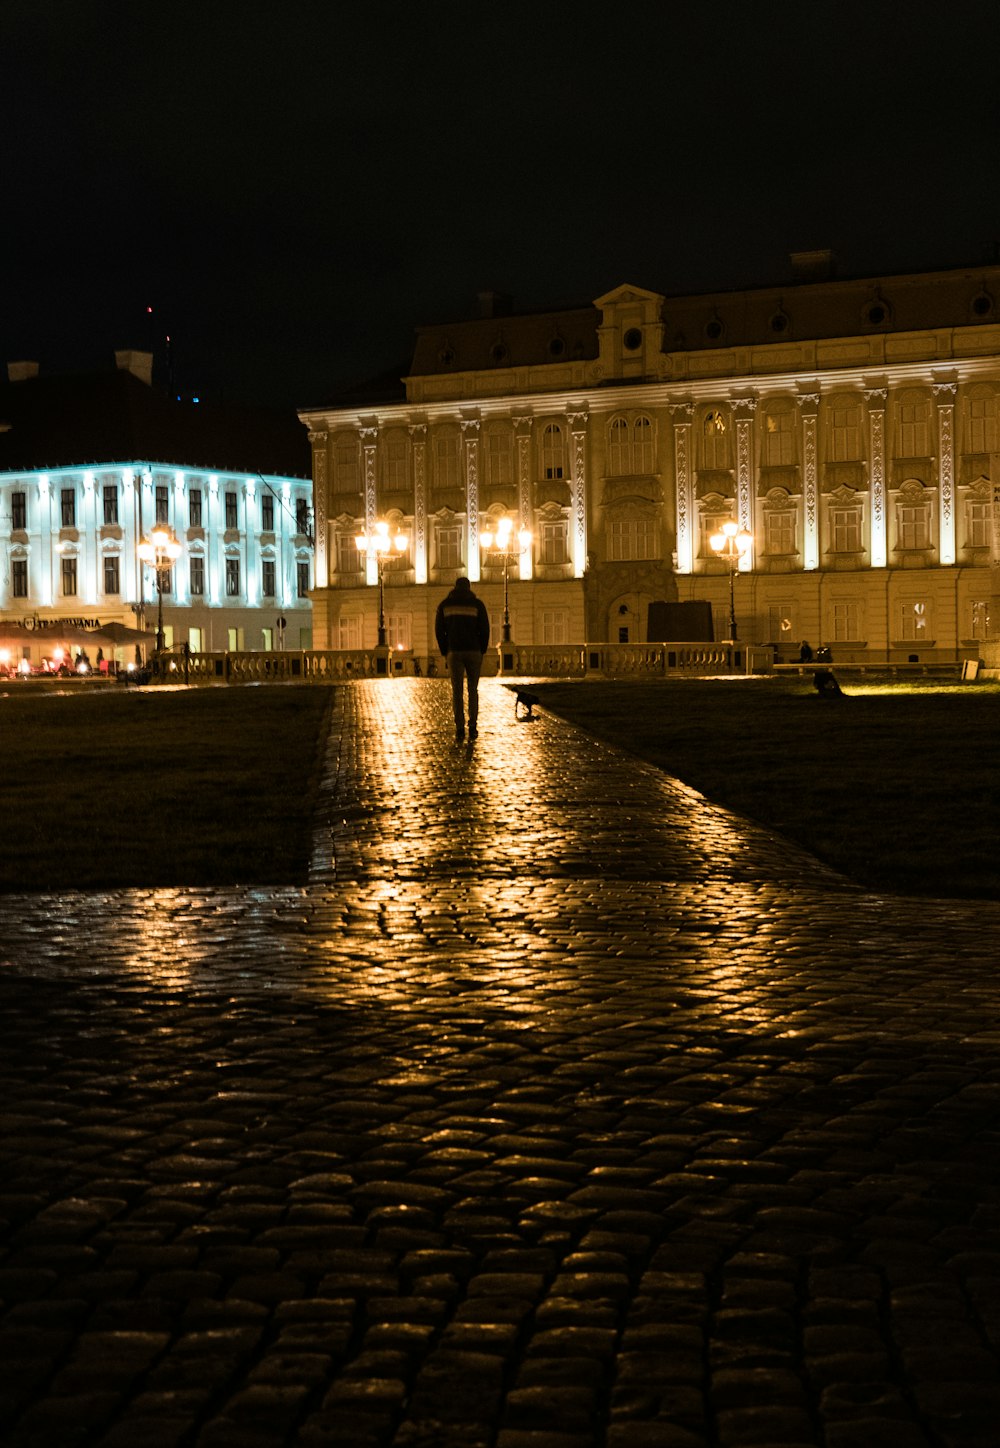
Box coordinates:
[0,351,313,665]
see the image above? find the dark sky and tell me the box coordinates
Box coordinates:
[3,0,999,410]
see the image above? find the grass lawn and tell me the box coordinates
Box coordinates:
[531,675,1000,900]
[0,683,334,891]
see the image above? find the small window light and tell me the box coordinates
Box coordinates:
[547,336,566,358]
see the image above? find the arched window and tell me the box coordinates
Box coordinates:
[633,415,655,473]
[763,408,796,467]
[433,433,461,489]
[966,386,999,455]
[608,416,630,475]
[485,429,513,487]
[334,437,360,492]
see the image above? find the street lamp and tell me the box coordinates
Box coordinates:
[709,519,753,642]
[137,527,182,653]
[480,515,532,643]
[356,520,407,647]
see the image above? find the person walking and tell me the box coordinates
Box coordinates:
[435,576,490,742]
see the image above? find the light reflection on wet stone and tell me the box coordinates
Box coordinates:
[3,678,1000,1445]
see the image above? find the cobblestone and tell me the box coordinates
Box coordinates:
[2,676,1000,1445]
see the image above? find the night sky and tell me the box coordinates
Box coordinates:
[3,0,999,411]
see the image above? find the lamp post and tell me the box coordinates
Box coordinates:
[480,515,532,643]
[137,527,182,653]
[709,519,753,642]
[356,520,407,647]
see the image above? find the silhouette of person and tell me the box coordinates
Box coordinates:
[435,576,490,742]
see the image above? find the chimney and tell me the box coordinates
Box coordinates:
[477,290,513,319]
[114,349,154,385]
[7,361,40,382]
[790,249,835,282]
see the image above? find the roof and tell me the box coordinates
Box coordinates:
[0,367,311,478]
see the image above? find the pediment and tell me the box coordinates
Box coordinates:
[594,283,665,309]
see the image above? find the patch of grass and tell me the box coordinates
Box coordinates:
[0,684,334,891]
[531,676,1000,900]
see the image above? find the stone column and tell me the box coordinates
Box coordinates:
[82,471,98,605]
[243,480,256,607]
[173,471,188,603]
[670,404,695,573]
[934,381,957,566]
[797,393,820,571]
[865,387,888,568]
[568,410,589,578]
[410,424,428,584]
[462,419,481,581]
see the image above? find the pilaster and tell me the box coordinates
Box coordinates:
[410,425,428,584]
[309,431,329,587]
[361,427,379,586]
[796,393,820,571]
[568,410,589,578]
[732,398,757,570]
[934,381,957,565]
[670,404,694,573]
[515,418,533,580]
[865,387,888,568]
[462,419,480,581]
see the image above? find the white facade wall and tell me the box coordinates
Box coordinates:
[0,462,314,658]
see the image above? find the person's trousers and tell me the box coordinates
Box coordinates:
[448,650,483,731]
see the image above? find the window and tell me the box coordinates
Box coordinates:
[968,500,992,549]
[898,397,931,456]
[155,484,169,524]
[832,599,862,641]
[11,491,26,530]
[335,438,360,491]
[608,516,658,561]
[12,559,28,597]
[297,561,310,597]
[971,600,991,639]
[607,415,655,476]
[541,424,565,479]
[103,555,120,595]
[261,493,274,531]
[385,436,408,490]
[829,402,863,461]
[336,531,362,574]
[968,394,999,454]
[540,519,569,565]
[608,417,630,476]
[296,499,310,536]
[434,435,461,489]
[898,600,929,641]
[61,489,75,527]
[225,558,241,596]
[765,512,796,554]
[262,560,276,597]
[897,505,930,550]
[485,431,513,486]
[767,604,795,644]
[541,609,569,644]
[764,411,795,466]
[61,556,77,596]
[831,508,862,552]
[189,489,203,527]
[225,491,238,529]
[436,524,463,570]
[103,485,119,525]
[702,410,729,470]
[634,416,655,472]
[386,613,411,651]
[189,556,205,595]
[338,614,363,649]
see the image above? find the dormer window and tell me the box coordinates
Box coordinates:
[623,327,642,351]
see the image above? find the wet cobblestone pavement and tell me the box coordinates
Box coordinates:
[2,677,1000,1448]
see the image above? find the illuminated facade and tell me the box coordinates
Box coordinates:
[301,259,1000,662]
[0,353,313,660]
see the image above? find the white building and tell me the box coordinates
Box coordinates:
[300,258,1000,665]
[0,351,313,665]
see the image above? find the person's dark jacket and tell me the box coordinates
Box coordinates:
[435,581,490,655]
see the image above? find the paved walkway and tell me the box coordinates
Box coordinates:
[2,677,1000,1448]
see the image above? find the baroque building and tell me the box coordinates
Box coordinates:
[0,351,313,664]
[300,256,1000,665]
